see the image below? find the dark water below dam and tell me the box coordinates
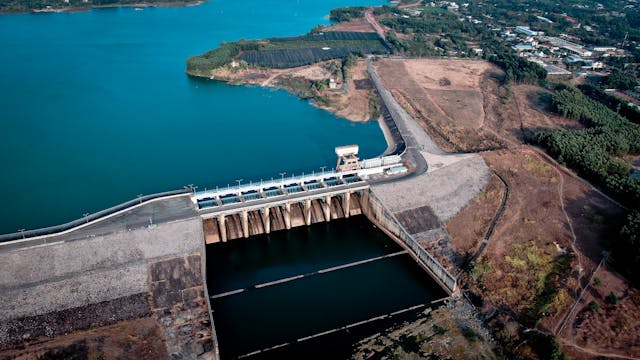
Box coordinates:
[206,216,446,359]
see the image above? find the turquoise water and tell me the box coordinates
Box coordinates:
[0,0,388,234]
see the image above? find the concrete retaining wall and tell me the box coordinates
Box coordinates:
[362,192,457,294]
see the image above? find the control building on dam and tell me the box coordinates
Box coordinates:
[0,63,491,359]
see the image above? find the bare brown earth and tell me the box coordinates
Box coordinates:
[210,59,377,121]
[563,264,640,359]
[374,58,505,151]
[449,148,629,359]
[463,150,577,318]
[446,173,504,261]
[613,90,640,107]
[325,17,375,32]
[372,57,636,358]
[320,59,377,121]
[0,317,168,360]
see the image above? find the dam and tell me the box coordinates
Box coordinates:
[0,63,490,359]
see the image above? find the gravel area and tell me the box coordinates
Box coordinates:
[372,155,490,222]
[0,217,204,321]
[0,263,148,320]
[0,217,203,288]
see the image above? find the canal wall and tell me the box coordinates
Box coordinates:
[361,192,457,294]
[203,194,363,243]
[0,208,218,360]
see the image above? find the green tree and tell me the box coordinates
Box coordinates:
[603,70,638,90]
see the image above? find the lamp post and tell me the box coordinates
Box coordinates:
[279,172,286,182]
[235,179,243,189]
[18,228,25,239]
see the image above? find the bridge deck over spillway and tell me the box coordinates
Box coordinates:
[193,155,402,217]
[194,156,405,242]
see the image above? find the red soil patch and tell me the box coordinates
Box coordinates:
[1,317,168,360]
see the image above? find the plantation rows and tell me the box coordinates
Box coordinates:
[240,46,387,68]
[269,31,381,42]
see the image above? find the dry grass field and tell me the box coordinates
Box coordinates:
[374,58,504,151]
[374,58,637,359]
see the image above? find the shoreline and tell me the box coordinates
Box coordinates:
[187,63,377,123]
[4,0,204,15]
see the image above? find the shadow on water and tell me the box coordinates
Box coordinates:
[206,216,446,359]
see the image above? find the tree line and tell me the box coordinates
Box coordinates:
[487,48,547,85]
[534,85,640,284]
[329,7,366,22]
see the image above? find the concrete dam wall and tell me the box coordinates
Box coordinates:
[0,196,219,360]
[203,193,364,243]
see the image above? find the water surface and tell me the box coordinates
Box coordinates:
[207,217,446,358]
[0,0,388,233]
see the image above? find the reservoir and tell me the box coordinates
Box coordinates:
[207,216,447,359]
[0,0,388,234]
[0,2,450,358]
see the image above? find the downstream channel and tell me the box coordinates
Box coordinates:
[206,216,447,359]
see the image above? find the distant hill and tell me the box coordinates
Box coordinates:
[0,0,197,14]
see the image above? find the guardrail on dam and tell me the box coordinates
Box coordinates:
[0,189,190,243]
[362,192,457,294]
[362,191,457,294]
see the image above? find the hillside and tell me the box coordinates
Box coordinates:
[186,31,389,77]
